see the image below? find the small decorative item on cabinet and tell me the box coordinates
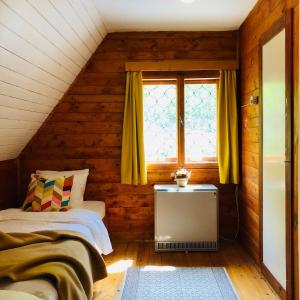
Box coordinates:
[171,167,191,187]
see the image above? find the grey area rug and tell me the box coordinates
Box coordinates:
[117,266,239,300]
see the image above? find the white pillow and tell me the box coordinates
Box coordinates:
[36,169,89,208]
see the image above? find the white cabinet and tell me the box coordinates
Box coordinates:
[154,184,218,252]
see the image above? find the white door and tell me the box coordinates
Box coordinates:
[262,28,286,289]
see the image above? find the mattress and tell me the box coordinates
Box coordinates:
[0,201,111,300]
[80,200,106,219]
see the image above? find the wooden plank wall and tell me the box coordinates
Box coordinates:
[239,0,299,262]
[20,31,239,240]
[0,0,106,161]
[0,160,18,209]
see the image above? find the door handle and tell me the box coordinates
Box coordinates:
[180,115,184,128]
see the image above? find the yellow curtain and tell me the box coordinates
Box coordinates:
[121,72,147,185]
[217,70,239,184]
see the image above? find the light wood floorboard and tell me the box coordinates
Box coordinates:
[93,241,279,300]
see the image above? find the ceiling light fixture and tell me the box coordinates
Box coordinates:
[180,0,195,3]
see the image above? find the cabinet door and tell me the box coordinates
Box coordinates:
[155,191,217,242]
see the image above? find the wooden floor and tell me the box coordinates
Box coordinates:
[93,241,279,300]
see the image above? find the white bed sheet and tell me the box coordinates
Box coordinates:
[0,207,112,255]
[0,289,42,300]
[0,279,58,300]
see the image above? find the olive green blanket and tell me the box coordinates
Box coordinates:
[0,230,107,300]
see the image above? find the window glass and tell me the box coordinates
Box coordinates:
[184,83,217,162]
[143,84,177,163]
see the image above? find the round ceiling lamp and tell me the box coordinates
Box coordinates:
[180,0,195,3]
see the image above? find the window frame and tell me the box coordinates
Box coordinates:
[143,71,219,170]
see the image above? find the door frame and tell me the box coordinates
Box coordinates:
[259,10,293,300]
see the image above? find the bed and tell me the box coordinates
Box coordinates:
[0,201,113,300]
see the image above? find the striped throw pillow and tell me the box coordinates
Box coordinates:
[23,174,74,212]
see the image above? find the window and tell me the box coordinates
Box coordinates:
[143,74,217,166]
[143,82,177,162]
[184,81,217,162]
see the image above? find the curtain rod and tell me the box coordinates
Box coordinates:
[125,59,239,72]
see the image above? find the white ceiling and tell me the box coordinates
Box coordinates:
[96,0,258,32]
[0,0,106,161]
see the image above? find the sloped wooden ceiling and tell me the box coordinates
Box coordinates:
[0,0,106,161]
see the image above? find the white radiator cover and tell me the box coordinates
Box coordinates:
[154,184,218,252]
